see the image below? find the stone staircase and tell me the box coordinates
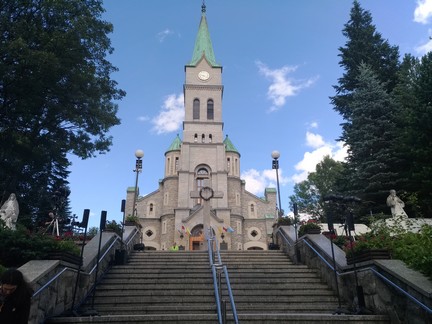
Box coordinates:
[219,250,390,323]
[45,251,218,323]
[45,250,390,323]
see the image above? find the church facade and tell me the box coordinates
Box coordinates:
[125,5,278,251]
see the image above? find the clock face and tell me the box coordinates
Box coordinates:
[198,70,210,81]
[200,186,214,201]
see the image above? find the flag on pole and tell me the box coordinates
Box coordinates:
[186,227,191,235]
[227,226,235,233]
[181,225,186,232]
[223,226,227,232]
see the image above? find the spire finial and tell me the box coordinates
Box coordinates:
[202,1,206,14]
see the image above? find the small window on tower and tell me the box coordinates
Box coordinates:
[194,134,198,142]
[193,99,200,119]
[207,99,214,120]
[209,134,212,143]
[202,134,205,143]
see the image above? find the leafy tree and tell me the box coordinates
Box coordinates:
[0,0,125,224]
[331,0,399,122]
[289,156,345,221]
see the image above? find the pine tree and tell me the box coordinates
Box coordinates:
[395,53,432,216]
[344,63,402,212]
[331,0,399,122]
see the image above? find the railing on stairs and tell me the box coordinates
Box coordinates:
[207,228,239,324]
[276,227,432,317]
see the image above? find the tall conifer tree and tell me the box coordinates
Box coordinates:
[331,0,399,123]
[344,64,402,211]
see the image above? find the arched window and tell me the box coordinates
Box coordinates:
[195,167,210,205]
[201,134,205,143]
[209,134,212,143]
[207,99,214,120]
[194,134,198,142]
[193,99,200,120]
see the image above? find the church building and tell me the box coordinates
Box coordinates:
[125,4,278,251]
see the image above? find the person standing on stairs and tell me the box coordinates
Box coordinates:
[0,268,33,324]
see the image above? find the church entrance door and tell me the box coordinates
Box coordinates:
[189,224,204,250]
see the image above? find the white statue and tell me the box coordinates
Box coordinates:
[0,193,19,230]
[386,190,408,219]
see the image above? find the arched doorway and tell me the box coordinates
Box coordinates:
[189,224,204,250]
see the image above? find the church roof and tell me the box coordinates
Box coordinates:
[166,134,182,152]
[224,135,239,154]
[187,3,220,68]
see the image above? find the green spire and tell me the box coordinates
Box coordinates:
[166,134,182,152]
[188,2,220,67]
[224,135,240,154]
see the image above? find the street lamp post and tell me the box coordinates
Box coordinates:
[132,149,144,217]
[271,150,283,219]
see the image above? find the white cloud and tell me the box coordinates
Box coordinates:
[305,131,325,148]
[242,168,289,196]
[308,121,319,129]
[137,116,150,122]
[415,32,432,55]
[157,28,174,42]
[151,93,184,134]
[291,131,348,183]
[414,0,432,24]
[256,61,318,112]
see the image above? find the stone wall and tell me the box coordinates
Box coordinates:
[20,226,141,324]
[276,226,432,324]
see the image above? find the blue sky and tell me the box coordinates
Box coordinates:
[67,0,432,228]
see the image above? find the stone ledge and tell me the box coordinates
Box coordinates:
[376,259,432,297]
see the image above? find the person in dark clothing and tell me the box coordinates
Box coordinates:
[0,268,33,324]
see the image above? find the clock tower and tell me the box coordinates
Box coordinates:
[126,3,278,251]
[176,2,227,214]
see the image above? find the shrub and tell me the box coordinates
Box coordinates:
[343,231,390,257]
[105,220,123,236]
[298,219,321,237]
[277,217,293,226]
[0,226,80,268]
[329,216,432,279]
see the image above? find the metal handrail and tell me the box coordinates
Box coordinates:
[208,227,239,324]
[89,235,119,274]
[277,229,432,315]
[125,227,140,249]
[32,234,120,298]
[32,267,71,297]
[207,235,223,324]
[276,227,294,247]
[223,265,239,323]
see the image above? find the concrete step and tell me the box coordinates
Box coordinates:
[45,250,390,323]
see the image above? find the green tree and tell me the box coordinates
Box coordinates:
[344,63,403,212]
[289,156,345,221]
[0,0,125,224]
[394,53,432,217]
[331,0,399,121]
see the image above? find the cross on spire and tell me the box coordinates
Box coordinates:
[202,1,206,14]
